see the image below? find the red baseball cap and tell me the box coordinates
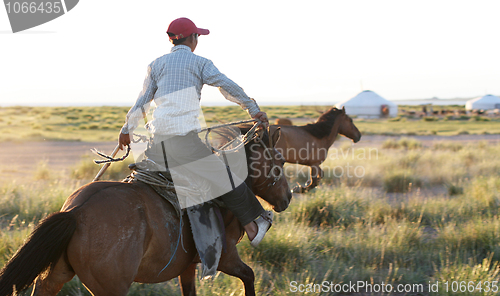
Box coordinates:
[167,17,210,40]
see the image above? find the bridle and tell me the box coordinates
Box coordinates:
[252,127,284,194]
[198,119,283,194]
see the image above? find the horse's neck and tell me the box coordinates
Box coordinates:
[322,116,342,147]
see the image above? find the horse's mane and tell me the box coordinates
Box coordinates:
[299,108,343,139]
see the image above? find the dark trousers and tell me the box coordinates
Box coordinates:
[145,132,264,226]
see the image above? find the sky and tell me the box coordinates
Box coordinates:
[1,0,499,107]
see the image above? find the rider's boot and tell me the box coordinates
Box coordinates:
[218,182,273,247]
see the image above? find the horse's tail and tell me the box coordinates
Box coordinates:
[0,211,77,296]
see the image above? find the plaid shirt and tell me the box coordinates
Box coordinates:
[120,45,260,136]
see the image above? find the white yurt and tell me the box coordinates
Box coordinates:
[465,94,500,111]
[335,90,398,118]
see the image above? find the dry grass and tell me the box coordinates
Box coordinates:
[1,133,500,294]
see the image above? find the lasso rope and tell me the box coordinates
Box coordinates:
[204,119,262,153]
[92,132,147,164]
[92,145,131,164]
[199,119,256,133]
[92,120,263,164]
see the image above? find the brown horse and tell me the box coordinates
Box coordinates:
[271,107,361,192]
[274,118,293,125]
[0,127,291,296]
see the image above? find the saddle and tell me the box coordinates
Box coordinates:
[123,159,226,279]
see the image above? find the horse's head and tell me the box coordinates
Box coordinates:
[336,106,361,143]
[245,127,291,212]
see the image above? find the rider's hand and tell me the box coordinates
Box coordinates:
[118,132,131,150]
[253,111,269,129]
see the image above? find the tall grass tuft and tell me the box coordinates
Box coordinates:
[383,170,423,193]
[432,254,500,296]
[382,137,422,150]
[33,160,51,180]
[433,141,464,151]
[398,137,423,149]
[289,187,366,228]
[0,223,35,267]
[238,222,314,272]
[0,181,75,225]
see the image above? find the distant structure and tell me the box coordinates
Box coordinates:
[465,94,500,111]
[335,90,398,118]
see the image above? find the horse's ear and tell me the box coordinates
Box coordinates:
[271,127,281,145]
[342,106,346,113]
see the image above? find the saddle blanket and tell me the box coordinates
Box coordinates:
[123,161,224,279]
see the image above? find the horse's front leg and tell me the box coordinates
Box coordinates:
[179,263,197,296]
[217,244,255,296]
[304,164,323,191]
[291,164,323,193]
[217,218,255,296]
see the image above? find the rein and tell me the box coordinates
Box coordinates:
[253,128,283,193]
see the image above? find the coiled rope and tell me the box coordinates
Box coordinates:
[129,170,175,188]
[92,120,263,164]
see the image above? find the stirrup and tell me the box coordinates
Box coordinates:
[250,211,274,247]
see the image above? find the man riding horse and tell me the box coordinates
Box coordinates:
[118,17,273,247]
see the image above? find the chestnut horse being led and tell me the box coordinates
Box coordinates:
[0,127,291,296]
[272,107,361,192]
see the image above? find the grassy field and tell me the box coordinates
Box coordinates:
[0,105,499,142]
[1,138,500,295]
